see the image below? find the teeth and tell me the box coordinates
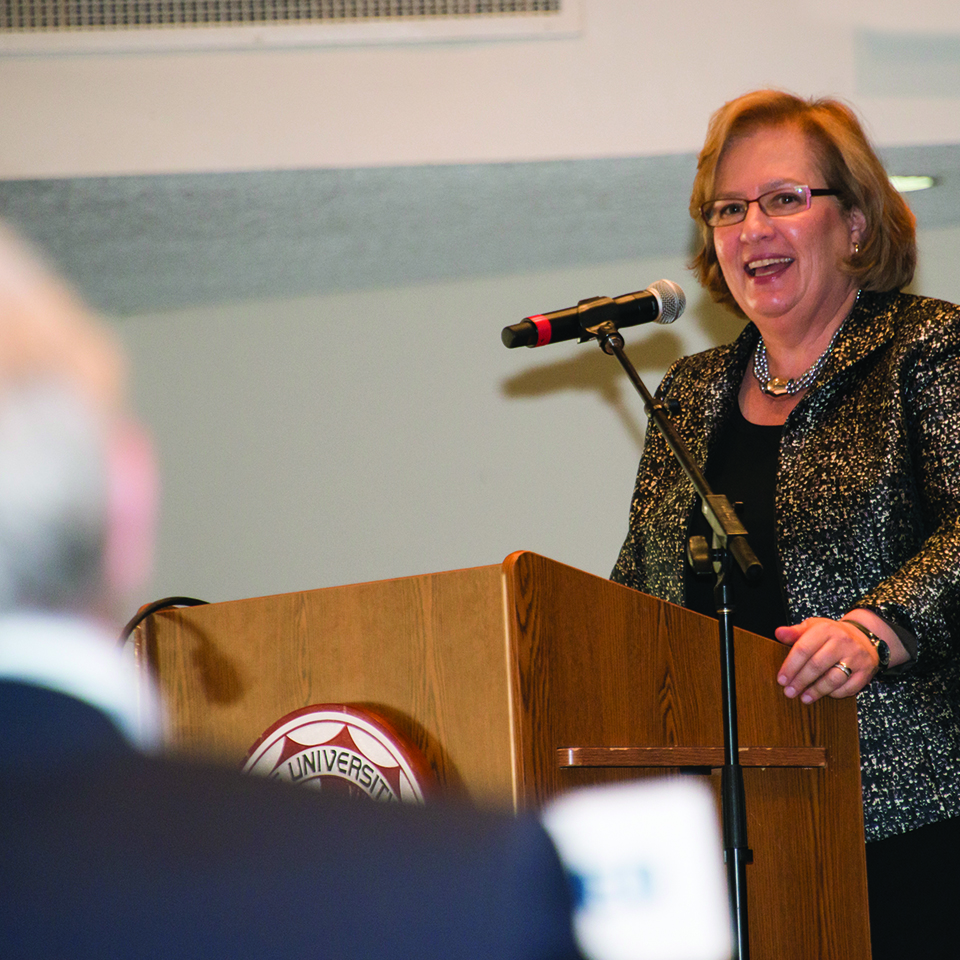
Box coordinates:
[746,256,793,278]
[748,257,792,270]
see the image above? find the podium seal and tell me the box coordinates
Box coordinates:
[242,704,432,804]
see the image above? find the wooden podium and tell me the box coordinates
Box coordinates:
[138,551,870,960]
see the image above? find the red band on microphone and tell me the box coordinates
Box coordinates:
[530,315,552,347]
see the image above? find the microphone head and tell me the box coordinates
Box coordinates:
[648,279,686,324]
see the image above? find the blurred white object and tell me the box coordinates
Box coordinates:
[542,778,732,960]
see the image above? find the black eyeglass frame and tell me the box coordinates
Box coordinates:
[700,185,840,227]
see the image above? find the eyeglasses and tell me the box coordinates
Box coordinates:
[700,184,839,227]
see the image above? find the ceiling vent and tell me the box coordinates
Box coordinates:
[0,0,580,53]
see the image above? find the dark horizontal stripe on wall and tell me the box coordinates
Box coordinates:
[0,146,957,316]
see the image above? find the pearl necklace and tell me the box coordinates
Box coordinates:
[752,291,860,397]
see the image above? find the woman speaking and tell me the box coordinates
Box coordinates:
[611,90,960,958]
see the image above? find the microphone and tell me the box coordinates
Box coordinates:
[501,278,685,349]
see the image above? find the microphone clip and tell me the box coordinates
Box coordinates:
[576,296,620,345]
[579,299,625,355]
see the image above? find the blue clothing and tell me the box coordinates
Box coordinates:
[0,618,580,960]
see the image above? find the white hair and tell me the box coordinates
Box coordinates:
[0,224,124,613]
[0,383,108,612]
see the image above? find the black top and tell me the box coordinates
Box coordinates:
[684,403,786,638]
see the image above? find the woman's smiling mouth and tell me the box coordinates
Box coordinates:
[746,256,794,277]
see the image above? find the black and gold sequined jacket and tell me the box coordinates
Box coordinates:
[611,290,960,843]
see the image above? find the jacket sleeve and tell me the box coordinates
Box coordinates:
[610,359,686,596]
[855,300,960,670]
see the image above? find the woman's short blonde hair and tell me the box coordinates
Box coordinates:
[690,90,917,314]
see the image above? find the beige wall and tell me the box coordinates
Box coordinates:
[3,1,959,604]
[116,224,960,605]
[121,252,728,602]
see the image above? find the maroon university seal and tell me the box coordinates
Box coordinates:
[243,704,432,803]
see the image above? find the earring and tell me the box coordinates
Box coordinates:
[853,242,860,255]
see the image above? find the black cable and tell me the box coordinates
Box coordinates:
[117,596,208,646]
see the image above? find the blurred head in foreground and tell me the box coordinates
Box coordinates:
[0,222,588,960]
[0,222,156,623]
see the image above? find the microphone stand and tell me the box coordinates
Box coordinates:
[584,312,761,960]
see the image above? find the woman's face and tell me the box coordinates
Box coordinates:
[711,124,863,333]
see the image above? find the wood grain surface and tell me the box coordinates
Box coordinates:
[141,551,870,959]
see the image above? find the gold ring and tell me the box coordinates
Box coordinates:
[833,660,852,678]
